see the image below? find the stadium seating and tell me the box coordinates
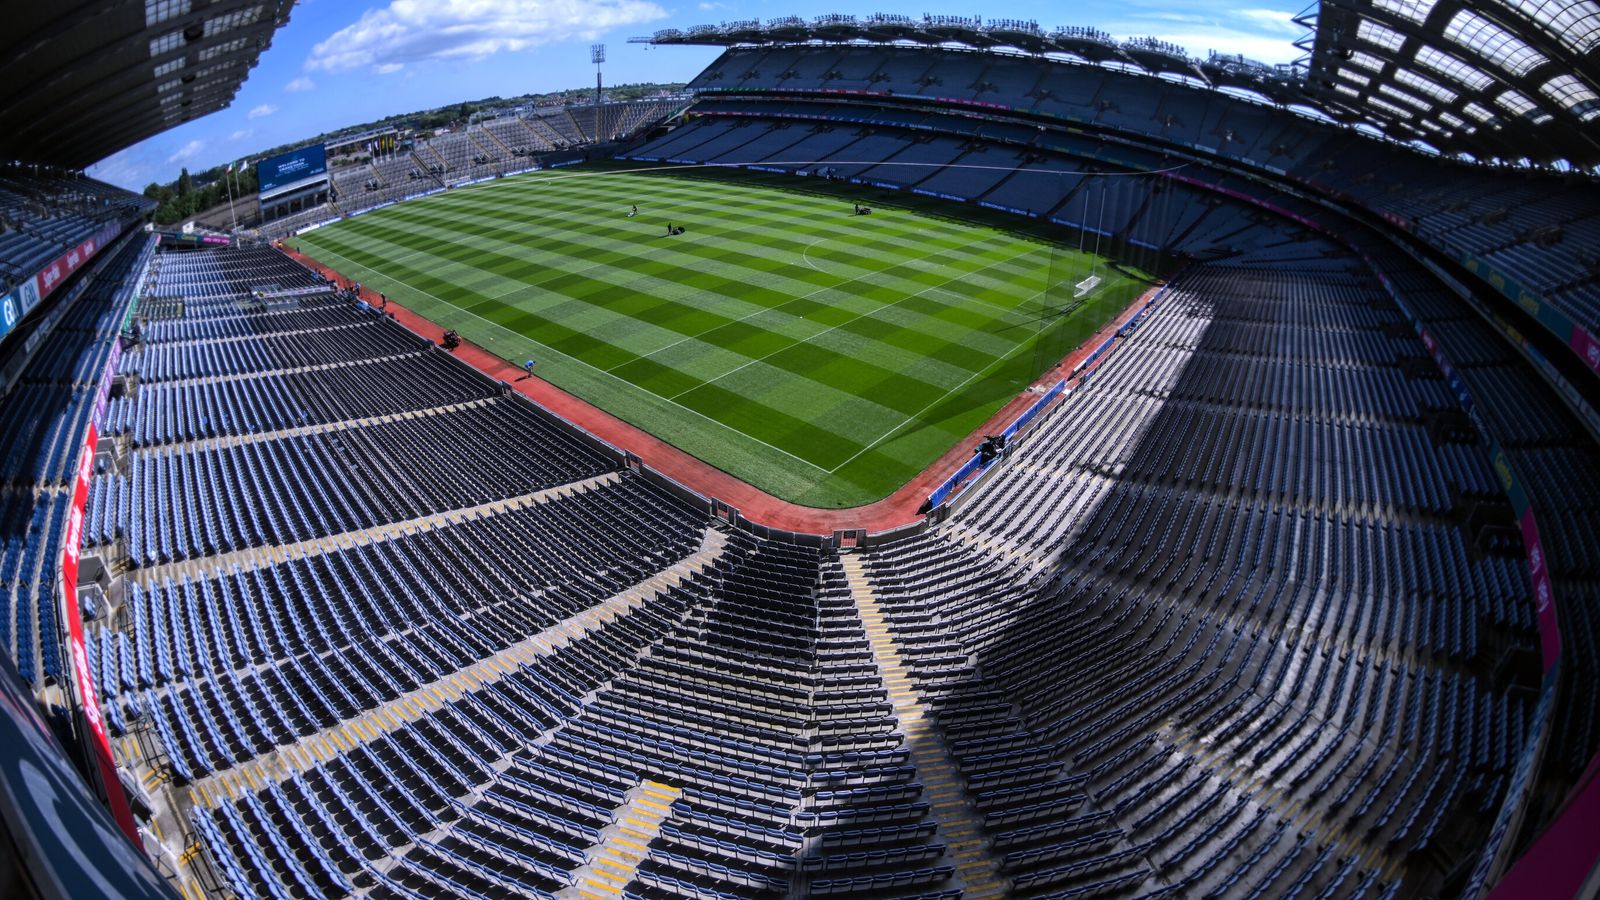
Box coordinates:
[1,33,1595,900]
[629,113,1307,262]
[0,231,151,686]
[44,206,1581,898]
[0,165,149,296]
[670,45,1599,335]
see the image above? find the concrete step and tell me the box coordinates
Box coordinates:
[560,779,683,899]
[839,559,1006,899]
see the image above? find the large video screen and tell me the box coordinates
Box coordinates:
[256,144,327,194]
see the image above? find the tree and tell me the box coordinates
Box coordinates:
[176,167,192,198]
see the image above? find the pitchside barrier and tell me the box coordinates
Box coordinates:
[53,236,155,847]
[924,281,1170,514]
[0,220,126,353]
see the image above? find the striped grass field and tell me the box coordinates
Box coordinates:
[289,163,1153,507]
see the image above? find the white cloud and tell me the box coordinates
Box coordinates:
[88,148,156,190]
[1144,29,1302,62]
[696,2,727,10]
[375,62,404,75]
[285,76,316,92]
[248,103,278,119]
[229,128,254,142]
[1104,5,1305,64]
[1234,8,1301,35]
[167,139,207,164]
[305,0,668,74]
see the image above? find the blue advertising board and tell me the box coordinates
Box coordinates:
[256,144,328,195]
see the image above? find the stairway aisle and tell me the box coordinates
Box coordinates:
[565,779,683,899]
[841,553,1008,900]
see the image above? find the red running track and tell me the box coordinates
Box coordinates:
[279,241,1158,535]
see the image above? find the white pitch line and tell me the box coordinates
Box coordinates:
[597,221,1022,375]
[666,242,1049,402]
[801,237,826,272]
[301,243,834,475]
[825,274,1135,475]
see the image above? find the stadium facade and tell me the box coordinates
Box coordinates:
[0,2,1598,899]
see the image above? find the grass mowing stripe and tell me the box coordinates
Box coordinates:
[598,239,944,373]
[358,171,1020,286]
[292,161,1156,506]
[339,198,1040,374]
[667,242,1047,400]
[298,238,837,475]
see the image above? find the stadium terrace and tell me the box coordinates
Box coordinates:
[0,3,1598,900]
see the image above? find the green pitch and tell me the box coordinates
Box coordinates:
[290,163,1153,508]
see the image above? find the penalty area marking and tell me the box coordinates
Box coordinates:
[800,238,828,273]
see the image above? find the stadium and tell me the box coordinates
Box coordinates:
[0,1,1598,898]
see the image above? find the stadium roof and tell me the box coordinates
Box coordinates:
[1306,0,1600,165]
[0,0,295,170]
[632,6,1600,168]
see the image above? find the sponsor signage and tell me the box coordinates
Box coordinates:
[0,223,121,346]
[1519,508,1561,672]
[62,423,140,843]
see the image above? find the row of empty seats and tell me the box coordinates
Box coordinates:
[0,164,151,294]
[0,230,151,686]
[682,45,1599,339]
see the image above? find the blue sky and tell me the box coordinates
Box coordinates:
[88,0,1307,191]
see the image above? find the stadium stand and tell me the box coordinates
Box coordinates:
[3,5,1600,900]
[252,98,686,241]
[71,223,1590,899]
[1,232,151,686]
[635,41,1600,361]
[0,165,151,296]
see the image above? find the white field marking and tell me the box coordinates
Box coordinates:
[300,242,834,474]
[318,190,1022,380]
[311,156,1187,259]
[601,226,1021,375]
[826,273,1139,474]
[323,188,939,316]
[334,156,1189,237]
[801,237,826,272]
[302,162,1158,477]
[666,243,1050,401]
[318,159,1041,303]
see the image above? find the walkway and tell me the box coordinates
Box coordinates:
[563,780,682,899]
[841,554,1008,899]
